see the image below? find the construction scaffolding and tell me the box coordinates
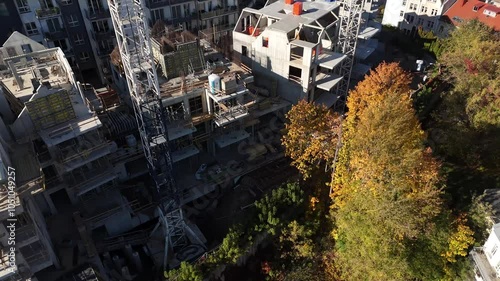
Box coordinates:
[107,0,192,270]
[335,0,365,110]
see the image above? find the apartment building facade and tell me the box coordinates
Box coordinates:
[8,0,241,86]
[382,0,457,36]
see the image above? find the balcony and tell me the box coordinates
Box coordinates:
[16,224,38,247]
[85,8,110,20]
[214,104,249,127]
[44,175,65,190]
[35,7,61,19]
[91,29,115,41]
[44,28,67,41]
[57,142,113,173]
[66,163,116,196]
[471,247,500,281]
[199,6,238,20]
[20,242,53,273]
[97,48,113,57]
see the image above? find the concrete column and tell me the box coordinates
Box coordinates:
[123,244,134,261]
[112,255,122,272]
[121,266,132,280]
[43,192,58,215]
[131,252,143,272]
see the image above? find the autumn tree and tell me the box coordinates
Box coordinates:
[164,262,203,281]
[428,20,500,202]
[331,63,474,280]
[439,19,500,128]
[282,100,341,179]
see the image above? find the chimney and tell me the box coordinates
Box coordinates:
[285,0,294,5]
[293,2,303,15]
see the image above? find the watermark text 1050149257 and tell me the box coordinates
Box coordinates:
[6,167,17,272]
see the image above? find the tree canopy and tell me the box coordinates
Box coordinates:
[331,62,474,280]
[439,19,500,128]
[282,100,341,179]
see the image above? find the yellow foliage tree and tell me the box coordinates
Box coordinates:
[282,100,341,179]
[330,62,473,280]
[442,216,475,263]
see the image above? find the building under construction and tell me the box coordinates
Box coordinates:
[0,0,372,280]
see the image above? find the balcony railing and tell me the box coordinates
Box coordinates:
[44,28,67,41]
[85,8,110,20]
[24,250,50,267]
[66,164,116,195]
[199,6,238,20]
[56,142,112,172]
[35,7,61,19]
[97,48,113,57]
[288,74,302,84]
[16,224,38,246]
[91,29,115,41]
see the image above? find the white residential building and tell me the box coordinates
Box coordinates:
[471,224,500,281]
[382,0,457,36]
[232,0,381,106]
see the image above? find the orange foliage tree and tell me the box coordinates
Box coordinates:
[330,62,474,280]
[282,100,341,179]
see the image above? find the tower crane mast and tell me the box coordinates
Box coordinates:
[336,0,365,109]
[107,0,189,269]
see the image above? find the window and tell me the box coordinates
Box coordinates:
[409,3,413,10]
[242,45,247,57]
[400,10,404,17]
[405,15,414,23]
[417,18,424,26]
[171,5,181,19]
[262,37,269,47]
[473,5,479,12]
[53,39,68,51]
[431,9,437,16]
[25,22,39,35]
[21,44,32,54]
[46,18,61,32]
[6,47,17,57]
[488,245,498,259]
[427,20,434,29]
[152,9,163,23]
[402,0,406,5]
[92,20,110,32]
[0,3,8,16]
[421,6,427,13]
[189,96,203,116]
[79,51,90,62]
[67,14,79,27]
[183,4,190,17]
[87,0,102,13]
[39,0,54,9]
[16,0,30,13]
[74,33,84,45]
[98,39,113,51]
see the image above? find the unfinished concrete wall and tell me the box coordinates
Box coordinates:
[250,29,290,77]
[251,63,304,103]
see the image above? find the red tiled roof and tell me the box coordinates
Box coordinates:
[444,0,500,31]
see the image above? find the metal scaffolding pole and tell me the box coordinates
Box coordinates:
[107,0,188,269]
[336,0,365,110]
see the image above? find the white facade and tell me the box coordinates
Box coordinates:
[472,224,500,281]
[484,226,500,272]
[382,0,457,35]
